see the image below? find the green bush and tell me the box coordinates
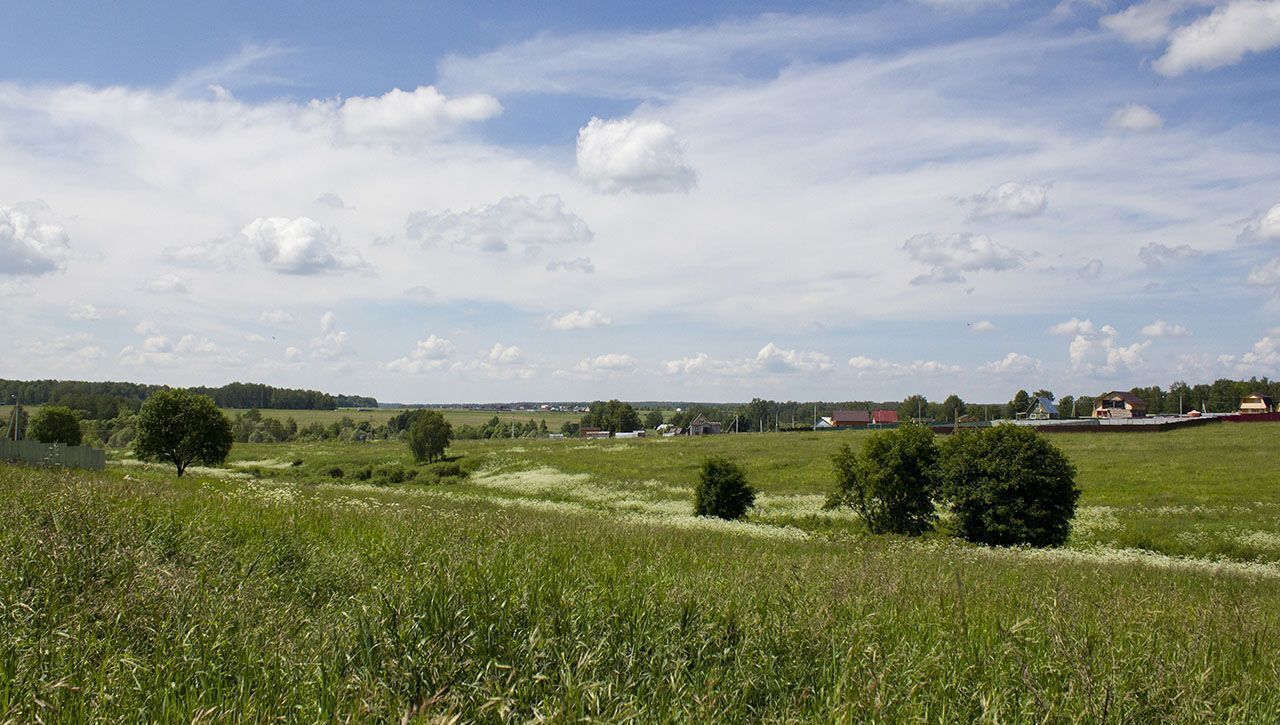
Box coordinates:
[354,466,373,481]
[825,424,938,536]
[326,466,344,479]
[424,461,465,479]
[936,424,1079,547]
[694,457,755,520]
[28,406,83,447]
[291,459,304,467]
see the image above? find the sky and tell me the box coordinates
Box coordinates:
[3,0,1280,404]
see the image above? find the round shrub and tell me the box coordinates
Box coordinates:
[825,424,938,536]
[937,424,1079,547]
[326,466,344,479]
[694,457,756,520]
[291,459,304,467]
[354,466,373,481]
[28,406,83,447]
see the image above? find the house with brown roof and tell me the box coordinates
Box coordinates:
[687,414,722,436]
[1093,391,1148,419]
[871,409,899,425]
[1240,393,1274,414]
[831,410,871,428]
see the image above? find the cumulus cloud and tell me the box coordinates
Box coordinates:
[546,257,595,273]
[68,302,99,321]
[662,353,755,378]
[1221,334,1280,373]
[1245,257,1280,287]
[314,192,351,209]
[1048,317,1097,336]
[958,181,1049,221]
[259,309,295,325]
[1078,258,1104,281]
[1064,322,1150,374]
[338,86,502,140]
[451,343,538,380]
[1101,0,1205,45]
[904,232,1031,285]
[1238,202,1280,243]
[1154,0,1280,76]
[310,311,349,360]
[386,334,456,373]
[242,217,369,274]
[547,309,612,330]
[1109,103,1165,132]
[969,320,997,333]
[404,285,437,298]
[1141,319,1191,337]
[848,355,962,376]
[406,195,592,254]
[145,274,191,294]
[20,333,103,369]
[755,343,834,373]
[576,117,697,194]
[0,204,70,276]
[1139,242,1202,267]
[977,352,1041,374]
[560,352,639,379]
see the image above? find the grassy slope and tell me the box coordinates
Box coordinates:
[2,465,1279,721]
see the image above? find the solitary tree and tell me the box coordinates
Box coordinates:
[936,424,1079,547]
[134,389,233,476]
[28,406,83,446]
[408,410,453,463]
[898,394,929,422]
[940,394,966,423]
[694,457,756,520]
[1009,389,1031,417]
[825,425,939,535]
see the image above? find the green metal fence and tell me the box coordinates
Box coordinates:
[0,440,105,470]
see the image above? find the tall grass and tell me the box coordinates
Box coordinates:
[3,465,1280,721]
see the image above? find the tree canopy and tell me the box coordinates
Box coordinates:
[408,410,453,463]
[28,406,82,446]
[134,389,233,477]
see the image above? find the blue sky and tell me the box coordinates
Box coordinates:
[3,0,1280,403]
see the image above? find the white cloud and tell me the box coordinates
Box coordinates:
[969,320,997,333]
[576,117,697,194]
[755,342,833,373]
[285,346,303,362]
[1101,0,1205,45]
[68,302,99,321]
[310,312,349,360]
[1246,257,1280,287]
[259,309,295,325]
[1048,317,1097,336]
[338,85,502,141]
[560,352,639,379]
[407,195,592,254]
[0,204,70,276]
[959,181,1049,221]
[20,333,103,369]
[145,274,191,294]
[242,217,368,275]
[161,237,243,269]
[904,233,1031,285]
[1154,0,1280,76]
[1238,203,1280,243]
[547,309,612,330]
[848,355,962,376]
[1141,319,1191,337]
[1078,258,1104,281]
[1109,103,1165,132]
[386,334,456,374]
[1139,242,1201,267]
[404,285,437,297]
[450,343,537,380]
[1065,322,1150,375]
[977,352,1041,374]
[546,257,595,273]
[662,353,755,378]
[314,192,350,209]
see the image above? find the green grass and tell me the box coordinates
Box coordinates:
[3,464,1280,721]
[219,406,583,429]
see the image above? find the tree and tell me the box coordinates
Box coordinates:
[134,389,233,477]
[825,425,939,535]
[1057,395,1076,418]
[898,394,929,421]
[408,410,452,463]
[1032,389,1055,403]
[643,409,664,429]
[694,457,756,520]
[940,394,966,423]
[1009,389,1031,417]
[936,425,1079,547]
[28,406,83,446]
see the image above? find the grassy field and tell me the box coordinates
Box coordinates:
[222,407,585,429]
[7,423,1280,719]
[3,464,1280,721]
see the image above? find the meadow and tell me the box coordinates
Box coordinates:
[5,423,1280,720]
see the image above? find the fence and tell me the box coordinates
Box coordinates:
[0,439,105,470]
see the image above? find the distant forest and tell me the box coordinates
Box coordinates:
[0,379,377,418]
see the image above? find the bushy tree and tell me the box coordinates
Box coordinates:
[694,457,756,520]
[825,425,939,535]
[898,394,929,422]
[408,410,452,463]
[1009,389,1031,417]
[643,409,664,429]
[937,424,1079,547]
[134,389,233,477]
[581,400,642,435]
[28,406,83,446]
[940,395,966,424]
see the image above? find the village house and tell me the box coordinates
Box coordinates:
[1027,397,1058,420]
[687,414,722,436]
[1093,391,1148,419]
[1239,393,1274,414]
[831,410,871,428]
[871,409,898,425]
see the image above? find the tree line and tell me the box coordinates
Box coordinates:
[1,378,377,416]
